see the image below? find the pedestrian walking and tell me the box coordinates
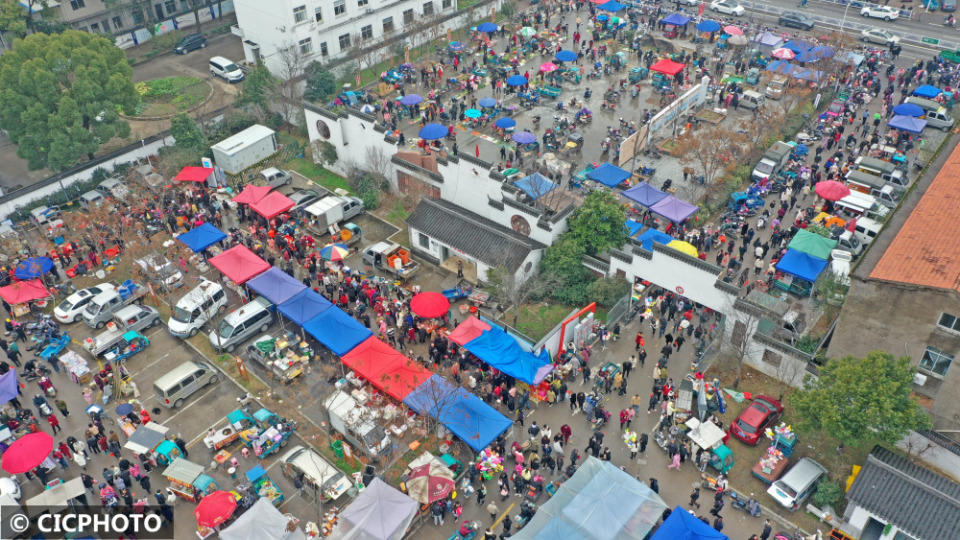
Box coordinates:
[73,450,87,470]
[173,436,189,458]
[760,519,773,540]
[476,484,487,505]
[487,501,499,521]
[55,399,70,417]
[516,408,524,427]
[639,433,648,453]
[649,478,659,494]
[47,413,61,435]
[713,516,724,532]
[690,487,701,508]
[710,498,724,517]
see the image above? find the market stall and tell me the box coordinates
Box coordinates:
[220,497,306,540]
[58,350,91,385]
[0,279,52,317]
[24,477,86,518]
[163,458,221,501]
[124,421,170,455]
[246,334,310,383]
[330,478,418,540]
[246,464,284,506]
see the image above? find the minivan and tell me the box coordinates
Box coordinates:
[173,33,207,54]
[280,445,351,501]
[209,56,244,83]
[853,217,882,246]
[169,280,227,338]
[209,296,273,353]
[153,360,219,408]
[79,189,109,210]
[767,458,827,510]
[904,96,943,114]
[740,90,765,110]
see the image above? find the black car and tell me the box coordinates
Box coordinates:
[778,12,814,30]
[174,33,207,54]
[943,0,957,12]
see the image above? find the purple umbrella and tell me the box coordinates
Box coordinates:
[400,94,423,106]
[512,131,537,144]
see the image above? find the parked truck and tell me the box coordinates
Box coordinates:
[332,222,363,247]
[751,141,793,182]
[82,305,161,356]
[362,242,420,279]
[323,391,391,457]
[83,281,148,329]
[765,75,788,99]
[304,195,364,231]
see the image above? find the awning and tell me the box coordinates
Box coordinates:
[650,505,728,540]
[514,173,558,199]
[585,162,632,187]
[249,191,295,220]
[246,267,307,305]
[302,308,373,356]
[888,114,927,134]
[0,279,51,305]
[781,39,813,54]
[232,185,274,205]
[661,13,690,26]
[177,223,227,252]
[340,337,432,400]
[174,166,215,183]
[776,248,829,282]
[649,58,685,76]
[598,0,625,11]
[209,245,270,284]
[913,85,941,99]
[649,195,698,224]
[277,289,334,326]
[221,497,306,540]
[787,229,837,260]
[622,182,668,207]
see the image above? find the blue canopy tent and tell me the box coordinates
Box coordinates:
[791,67,823,82]
[598,0,625,11]
[775,249,828,283]
[625,220,644,238]
[586,162,632,188]
[463,326,552,384]
[302,307,373,356]
[662,13,690,25]
[247,267,307,305]
[514,173,558,199]
[696,20,721,32]
[892,103,924,117]
[403,375,512,452]
[177,223,227,253]
[781,39,813,54]
[797,45,834,63]
[14,257,53,280]
[888,114,927,133]
[752,31,783,50]
[765,60,796,76]
[277,289,334,326]
[623,182,668,207]
[650,506,729,540]
[634,229,674,251]
[476,22,498,33]
[913,85,941,98]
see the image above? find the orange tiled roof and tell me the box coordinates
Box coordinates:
[870,143,960,290]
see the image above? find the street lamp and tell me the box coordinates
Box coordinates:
[839,1,852,33]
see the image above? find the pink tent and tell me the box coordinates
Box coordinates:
[0,279,51,305]
[448,316,492,346]
[232,185,274,205]
[249,192,295,220]
[209,245,270,284]
[174,166,215,183]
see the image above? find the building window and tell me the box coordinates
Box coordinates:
[920,346,954,377]
[382,16,394,33]
[403,8,414,24]
[314,6,323,22]
[360,25,373,40]
[90,22,100,32]
[112,16,123,29]
[442,0,452,8]
[334,0,346,15]
[298,37,313,54]
[70,0,85,9]
[179,0,189,12]
[293,5,307,23]
[320,42,328,57]
[101,19,110,31]
[358,0,368,6]
[422,1,434,15]
[164,0,176,15]
[132,11,143,24]
[418,233,429,249]
[338,33,351,50]
[938,313,960,333]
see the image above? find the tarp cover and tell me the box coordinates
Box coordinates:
[340,337,432,400]
[623,182,668,207]
[174,166,214,183]
[0,279,50,305]
[781,39,813,53]
[625,220,644,238]
[278,289,334,325]
[209,245,270,284]
[661,13,690,26]
[649,195,698,224]
[635,229,673,251]
[650,506,729,540]
[463,326,552,384]
[513,457,667,540]
[752,31,783,47]
[232,185,273,205]
[247,267,307,306]
[220,497,305,540]
[448,317,492,346]
[177,223,227,253]
[598,0,626,11]
[787,229,837,260]
[403,375,512,452]
[302,308,373,357]
[888,114,927,134]
[913,84,941,98]
[776,248,829,282]
[330,478,418,540]
[514,173,558,199]
[649,58,685,76]
[249,191,295,220]
[586,162,632,187]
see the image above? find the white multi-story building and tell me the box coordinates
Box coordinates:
[233,0,466,77]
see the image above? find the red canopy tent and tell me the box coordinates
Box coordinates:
[0,279,51,305]
[173,166,215,183]
[448,316,492,346]
[209,245,270,284]
[249,191,295,220]
[232,185,274,205]
[341,336,433,400]
[649,59,686,76]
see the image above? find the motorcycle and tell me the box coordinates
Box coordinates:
[590,406,609,430]
[637,165,656,176]
[20,365,52,383]
[945,15,956,27]
[730,492,762,516]
[33,395,53,417]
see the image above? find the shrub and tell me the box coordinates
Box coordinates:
[812,480,842,509]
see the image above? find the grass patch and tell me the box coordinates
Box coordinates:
[506,303,574,340]
[132,76,211,117]
[286,158,353,193]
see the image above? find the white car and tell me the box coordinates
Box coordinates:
[54,283,112,323]
[830,249,853,285]
[711,0,745,16]
[860,27,901,46]
[679,0,700,5]
[860,5,899,20]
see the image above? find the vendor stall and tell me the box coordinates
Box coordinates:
[163,458,221,502]
[245,335,309,383]
[24,477,86,518]
[246,464,284,506]
[204,409,256,451]
[124,421,170,456]
[156,439,183,466]
[752,445,790,484]
[684,418,734,473]
[58,350,91,385]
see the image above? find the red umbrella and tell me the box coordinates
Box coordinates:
[195,490,237,528]
[723,25,744,35]
[406,463,456,504]
[410,291,451,318]
[814,180,851,201]
[2,432,53,474]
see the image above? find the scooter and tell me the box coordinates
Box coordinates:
[33,395,53,417]
[945,15,956,27]
[730,492,762,516]
[590,407,609,430]
[637,165,656,176]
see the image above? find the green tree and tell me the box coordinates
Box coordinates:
[586,277,630,307]
[788,351,931,448]
[236,60,276,122]
[0,0,31,38]
[305,64,337,101]
[0,30,139,171]
[568,191,628,255]
[170,113,206,150]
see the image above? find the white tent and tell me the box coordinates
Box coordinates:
[329,478,419,540]
[220,498,306,540]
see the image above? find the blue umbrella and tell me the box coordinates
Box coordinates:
[555,50,577,62]
[495,117,516,128]
[506,75,528,87]
[400,94,423,106]
[419,123,448,140]
[14,257,53,280]
[597,14,610,21]
[115,403,134,416]
[464,108,482,118]
[696,20,721,32]
[449,41,464,51]
[476,22,499,33]
[512,131,537,144]
[892,103,924,117]
[598,0,626,11]
[478,97,498,107]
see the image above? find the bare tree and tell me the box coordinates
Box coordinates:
[272,42,311,129]
[486,264,562,328]
[722,299,764,389]
[673,125,748,204]
[402,375,470,442]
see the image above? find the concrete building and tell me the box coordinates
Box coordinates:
[828,142,960,434]
[55,0,198,33]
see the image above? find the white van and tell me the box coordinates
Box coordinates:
[168,280,227,338]
[79,189,109,210]
[209,296,273,353]
[153,360,219,408]
[209,56,244,82]
[767,458,827,510]
[853,217,882,246]
[740,90,765,110]
[854,156,907,187]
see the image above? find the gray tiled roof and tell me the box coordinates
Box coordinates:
[846,446,960,540]
[405,198,545,272]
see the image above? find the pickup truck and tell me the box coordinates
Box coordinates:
[332,222,363,247]
[82,281,148,329]
[305,195,364,232]
[258,167,293,188]
[362,242,420,279]
[751,141,793,182]
[83,305,161,356]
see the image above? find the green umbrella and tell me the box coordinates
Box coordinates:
[519,26,537,37]
[611,16,621,24]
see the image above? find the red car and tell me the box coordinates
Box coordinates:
[729,394,783,445]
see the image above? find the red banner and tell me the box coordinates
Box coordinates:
[698,3,705,16]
